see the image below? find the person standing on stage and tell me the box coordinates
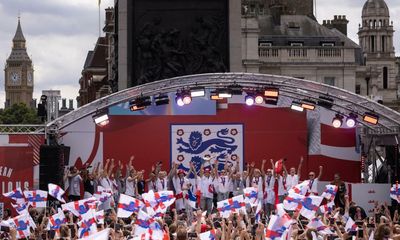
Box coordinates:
[249,162,264,204]
[171,163,189,212]
[261,159,276,217]
[67,166,82,202]
[216,157,232,201]
[125,156,137,197]
[306,165,323,196]
[199,159,216,214]
[285,156,303,190]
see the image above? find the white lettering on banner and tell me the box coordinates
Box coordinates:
[0,181,30,194]
[0,166,13,178]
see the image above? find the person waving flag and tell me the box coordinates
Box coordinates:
[117,194,144,218]
[48,183,66,203]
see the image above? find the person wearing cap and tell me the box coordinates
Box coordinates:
[171,163,190,211]
[199,159,216,214]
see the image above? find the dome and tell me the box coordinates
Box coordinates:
[362,0,389,18]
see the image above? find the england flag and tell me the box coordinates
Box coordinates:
[47,209,67,231]
[199,229,217,240]
[243,187,259,207]
[3,187,25,204]
[345,217,357,232]
[61,197,98,217]
[283,192,305,211]
[12,202,29,215]
[48,183,66,203]
[134,210,164,240]
[78,228,110,240]
[217,195,246,218]
[6,213,32,239]
[186,189,197,209]
[265,215,287,240]
[78,217,97,239]
[95,210,105,224]
[321,185,338,202]
[390,183,400,203]
[24,190,48,208]
[307,218,334,235]
[288,181,310,196]
[319,201,335,214]
[300,196,323,220]
[142,190,175,216]
[117,194,144,218]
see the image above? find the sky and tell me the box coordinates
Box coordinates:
[0,0,399,109]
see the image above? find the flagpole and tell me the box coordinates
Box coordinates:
[98,0,101,37]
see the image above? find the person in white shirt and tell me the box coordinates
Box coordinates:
[285,156,304,191]
[261,159,276,217]
[125,156,137,197]
[171,163,190,212]
[307,165,323,196]
[199,161,216,214]
[156,170,169,191]
[250,163,264,203]
[216,158,234,201]
[98,158,115,210]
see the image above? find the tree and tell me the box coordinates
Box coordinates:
[0,103,42,124]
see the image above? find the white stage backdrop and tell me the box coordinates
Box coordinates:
[171,124,244,172]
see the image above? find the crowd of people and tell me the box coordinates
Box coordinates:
[0,155,399,240]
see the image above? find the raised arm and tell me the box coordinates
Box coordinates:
[107,159,115,177]
[271,159,277,178]
[261,159,266,177]
[282,163,288,178]
[317,165,323,180]
[168,163,177,179]
[297,156,304,179]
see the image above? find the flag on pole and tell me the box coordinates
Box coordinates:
[217,195,246,218]
[61,197,98,217]
[117,194,144,218]
[275,204,293,227]
[300,196,323,220]
[142,190,175,216]
[12,202,29,215]
[265,215,288,240]
[47,209,67,231]
[3,188,25,203]
[6,213,32,239]
[390,183,400,203]
[134,210,164,240]
[321,185,338,202]
[288,181,310,196]
[307,218,334,235]
[79,228,110,240]
[199,229,217,240]
[243,187,259,206]
[78,217,97,239]
[283,192,304,211]
[345,217,357,232]
[48,183,66,203]
[319,201,335,214]
[24,190,48,208]
[95,210,105,224]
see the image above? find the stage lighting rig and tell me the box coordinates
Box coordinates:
[264,87,279,98]
[363,112,379,125]
[301,99,316,110]
[130,96,152,111]
[93,110,109,127]
[245,95,255,106]
[176,90,192,106]
[332,114,344,128]
[154,94,170,106]
[346,113,358,128]
[290,101,304,112]
[317,95,334,109]
[190,87,205,98]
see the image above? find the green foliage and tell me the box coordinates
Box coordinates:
[0,103,42,124]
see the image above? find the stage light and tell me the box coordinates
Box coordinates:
[217,89,232,98]
[176,90,191,106]
[93,111,109,127]
[318,95,334,109]
[265,97,278,105]
[332,114,344,128]
[210,91,223,100]
[183,94,192,105]
[190,87,205,97]
[255,93,264,104]
[228,84,243,95]
[176,96,185,107]
[154,95,169,106]
[363,112,379,125]
[346,113,358,128]
[264,88,279,97]
[245,95,255,106]
[130,96,151,111]
[301,99,316,110]
[290,101,304,112]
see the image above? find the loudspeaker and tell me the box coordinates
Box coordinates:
[39,145,65,191]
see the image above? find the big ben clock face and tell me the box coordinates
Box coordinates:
[9,72,20,85]
[27,72,33,86]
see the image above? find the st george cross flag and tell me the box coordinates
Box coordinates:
[199,229,217,240]
[345,217,357,232]
[79,228,110,240]
[117,194,144,218]
[95,210,105,224]
[134,210,164,240]
[24,190,48,208]
[78,217,97,239]
[390,183,400,203]
[275,204,293,227]
[186,189,197,209]
[93,190,112,204]
[319,201,335,214]
[142,190,175,216]
[321,185,338,202]
[47,209,67,231]
[7,213,32,239]
[307,218,334,235]
[12,202,29,215]
[61,197,98,217]
[265,215,288,240]
[217,195,246,218]
[48,183,66,203]
[283,192,305,211]
[3,187,25,204]
[300,196,323,220]
[288,180,310,196]
[243,187,259,206]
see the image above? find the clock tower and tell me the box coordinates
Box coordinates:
[4,18,34,108]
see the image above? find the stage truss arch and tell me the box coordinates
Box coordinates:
[46,73,400,182]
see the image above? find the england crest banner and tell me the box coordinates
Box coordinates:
[171,124,243,172]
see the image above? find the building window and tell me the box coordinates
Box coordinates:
[383,67,388,89]
[356,84,361,94]
[290,42,303,47]
[259,5,265,15]
[321,42,335,47]
[249,4,255,14]
[381,36,385,52]
[259,41,272,47]
[324,77,335,86]
[371,36,375,52]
